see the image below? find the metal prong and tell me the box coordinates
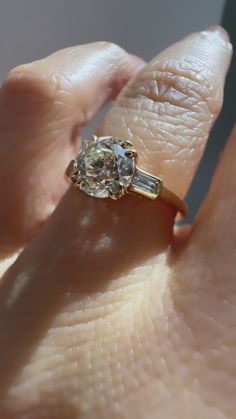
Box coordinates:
[124,150,137,158]
[74,178,83,188]
[66,159,78,178]
[121,140,133,148]
[108,184,124,200]
[108,191,118,200]
[92,135,98,143]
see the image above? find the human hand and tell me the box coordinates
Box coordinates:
[0,27,234,418]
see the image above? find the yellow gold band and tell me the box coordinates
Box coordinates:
[159,185,187,217]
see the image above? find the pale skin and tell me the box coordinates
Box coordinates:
[0,26,235,418]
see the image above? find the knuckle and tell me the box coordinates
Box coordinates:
[1,63,55,109]
[125,58,223,119]
[93,41,130,75]
[95,40,126,57]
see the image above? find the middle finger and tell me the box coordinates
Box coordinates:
[101,27,232,200]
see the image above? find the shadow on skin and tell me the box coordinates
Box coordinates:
[0,399,80,419]
[0,187,175,414]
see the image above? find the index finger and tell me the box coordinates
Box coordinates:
[0,42,143,256]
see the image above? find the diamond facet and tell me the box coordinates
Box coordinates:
[75,136,136,199]
[130,168,162,199]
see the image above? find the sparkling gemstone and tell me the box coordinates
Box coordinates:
[130,167,162,198]
[75,136,136,199]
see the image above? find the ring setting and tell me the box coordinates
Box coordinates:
[66,135,187,216]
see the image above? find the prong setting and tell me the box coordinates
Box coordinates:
[124,150,137,158]
[66,136,136,199]
[65,136,162,200]
[65,135,187,215]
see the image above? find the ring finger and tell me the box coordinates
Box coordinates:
[0,27,232,418]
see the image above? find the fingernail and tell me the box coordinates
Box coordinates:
[205,25,230,44]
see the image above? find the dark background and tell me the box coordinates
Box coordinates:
[0,0,234,220]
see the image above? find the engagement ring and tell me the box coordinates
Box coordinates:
[66,136,187,216]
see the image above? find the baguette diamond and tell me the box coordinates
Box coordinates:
[130,168,162,199]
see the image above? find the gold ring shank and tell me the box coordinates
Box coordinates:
[158,185,187,217]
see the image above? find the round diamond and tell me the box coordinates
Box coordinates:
[75,136,136,199]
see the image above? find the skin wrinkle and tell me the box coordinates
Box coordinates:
[116,102,211,142]
[126,84,201,114]
[0,32,234,418]
[102,58,220,196]
[145,56,223,86]
[115,66,218,135]
[141,63,212,94]
[123,81,217,123]
[0,180,175,416]
[171,282,236,416]
[116,97,206,128]
[105,102,206,168]
[167,209,236,416]
[5,254,170,416]
[136,64,222,117]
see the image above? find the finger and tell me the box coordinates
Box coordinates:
[192,123,236,261]
[100,27,232,199]
[163,125,236,418]
[0,42,144,256]
[0,29,232,417]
